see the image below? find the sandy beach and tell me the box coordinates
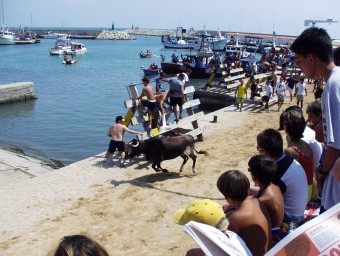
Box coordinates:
[0,87,315,256]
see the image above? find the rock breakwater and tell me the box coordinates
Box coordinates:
[96,30,136,40]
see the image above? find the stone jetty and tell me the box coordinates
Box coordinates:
[96,30,136,40]
[123,29,194,38]
[0,82,36,104]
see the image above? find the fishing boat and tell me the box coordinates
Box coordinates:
[49,37,72,55]
[244,36,265,53]
[14,37,37,44]
[160,53,186,74]
[0,25,15,45]
[224,34,245,53]
[14,26,39,44]
[67,42,87,55]
[161,27,200,50]
[161,35,200,50]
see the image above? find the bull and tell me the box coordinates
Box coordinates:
[128,135,208,173]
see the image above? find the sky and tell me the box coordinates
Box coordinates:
[2,0,340,39]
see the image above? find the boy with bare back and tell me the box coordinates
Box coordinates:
[247,155,284,228]
[217,170,272,256]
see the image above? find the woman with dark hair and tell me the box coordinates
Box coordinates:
[283,110,316,202]
[54,235,110,256]
[306,100,323,142]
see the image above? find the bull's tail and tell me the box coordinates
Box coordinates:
[194,147,209,156]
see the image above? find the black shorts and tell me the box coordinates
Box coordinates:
[108,140,125,153]
[141,100,157,111]
[170,97,183,107]
[262,96,269,102]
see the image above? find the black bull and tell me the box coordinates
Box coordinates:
[128,135,208,173]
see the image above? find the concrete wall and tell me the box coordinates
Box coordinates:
[0,82,36,104]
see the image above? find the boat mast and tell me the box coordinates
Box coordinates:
[1,0,5,26]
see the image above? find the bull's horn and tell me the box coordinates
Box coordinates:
[131,141,140,148]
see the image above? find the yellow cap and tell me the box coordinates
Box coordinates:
[174,199,225,227]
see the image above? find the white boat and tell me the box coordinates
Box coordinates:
[161,35,200,49]
[200,28,228,51]
[42,31,69,39]
[244,36,265,53]
[49,37,72,55]
[0,25,15,45]
[14,37,37,44]
[66,42,87,55]
[223,33,250,58]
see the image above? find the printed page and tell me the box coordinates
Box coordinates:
[265,203,340,256]
[184,221,252,256]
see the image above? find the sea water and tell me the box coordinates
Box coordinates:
[0,35,207,165]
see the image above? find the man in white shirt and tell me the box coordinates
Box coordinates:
[261,80,273,112]
[275,77,286,111]
[295,77,307,108]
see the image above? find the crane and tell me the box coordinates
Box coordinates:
[304,18,338,27]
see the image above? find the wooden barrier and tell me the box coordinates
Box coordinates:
[124,84,208,141]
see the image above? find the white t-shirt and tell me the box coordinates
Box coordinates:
[302,126,323,169]
[276,155,308,224]
[276,82,286,95]
[177,73,189,84]
[296,82,306,95]
[264,84,272,97]
[321,66,340,149]
[321,66,340,210]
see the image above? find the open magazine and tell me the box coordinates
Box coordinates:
[184,221,252,256]
[184,203,339,256]
[265,203,340,256]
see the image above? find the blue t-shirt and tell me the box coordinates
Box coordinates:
[169,78,184,98]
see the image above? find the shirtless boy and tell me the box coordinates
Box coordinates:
[103,116,142,167]
[134,78,157,133]
[217,170,272,256]
[248,155,284,228]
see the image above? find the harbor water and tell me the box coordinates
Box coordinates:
[0,35,207,165]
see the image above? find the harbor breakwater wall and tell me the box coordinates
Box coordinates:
[0,82,36,104]
[31,28,296,41]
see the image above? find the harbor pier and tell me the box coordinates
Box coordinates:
[0,82,36,104]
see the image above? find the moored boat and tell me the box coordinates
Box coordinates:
[161,35,200,49]
[0,25,15,45]
[14,35,37,44]
[160,61,185,74]
[183,35,223,78]
[42,31,69,39]
[244,36,265,53]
